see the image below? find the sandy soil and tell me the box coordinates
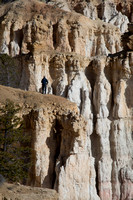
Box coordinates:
[0,85,77,112]
[0,182,58,200]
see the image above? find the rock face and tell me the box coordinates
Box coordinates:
[0,85,99,200]
[0,0,133,200]
[0,0,121,57]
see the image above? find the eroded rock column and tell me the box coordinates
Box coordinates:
[93,56,112,200]
[110,55,133,200]
[27,103,99,200]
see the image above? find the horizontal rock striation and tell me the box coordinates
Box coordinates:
[0,0,121,57]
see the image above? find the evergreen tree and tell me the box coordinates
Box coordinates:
[0,99,31,183]
[1,0,16,3]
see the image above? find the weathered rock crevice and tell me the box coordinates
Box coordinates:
[52,23,58,49]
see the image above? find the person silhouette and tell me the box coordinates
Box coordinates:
[41,76,48,94]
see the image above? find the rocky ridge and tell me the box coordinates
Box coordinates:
[0,0,133,200]
[0,182,58,200]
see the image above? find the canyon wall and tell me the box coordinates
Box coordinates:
[0,0,133,199]
[0,85,99,200]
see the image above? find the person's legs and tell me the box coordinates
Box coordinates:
[42,84,44,94]
[44,85,47,94]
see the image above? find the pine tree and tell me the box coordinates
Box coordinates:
[0,99,31,183]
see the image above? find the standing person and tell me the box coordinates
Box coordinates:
[41,76,48,94]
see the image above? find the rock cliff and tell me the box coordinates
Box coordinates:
[0,85,99,200]
[0,0,133,200]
